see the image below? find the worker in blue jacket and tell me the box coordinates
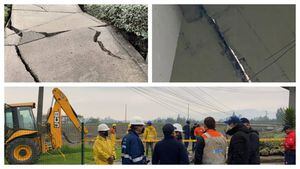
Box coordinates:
[122,116,148,164]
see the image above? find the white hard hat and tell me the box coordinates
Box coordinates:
[97,123,110,131]
[130,116,145,126]
[173,123,183,132]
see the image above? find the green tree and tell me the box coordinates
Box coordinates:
[276,108,285,122]
[284,108,295,128]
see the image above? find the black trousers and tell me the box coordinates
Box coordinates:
[285,150,296,164]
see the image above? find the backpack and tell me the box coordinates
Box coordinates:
[202,132,227,164]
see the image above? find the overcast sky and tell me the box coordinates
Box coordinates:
[5,87,289,121]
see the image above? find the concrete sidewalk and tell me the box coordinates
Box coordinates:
[5,5,147,82]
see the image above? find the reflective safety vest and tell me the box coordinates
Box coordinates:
[202,130,227,164]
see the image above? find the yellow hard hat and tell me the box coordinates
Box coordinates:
[112,124,117,127]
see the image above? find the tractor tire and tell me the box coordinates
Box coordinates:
[5,138,40,164]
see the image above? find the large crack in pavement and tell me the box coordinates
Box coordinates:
[7,21,71,82]
[36,30,69,37]
[14,45,40,82]
[200,5,251,82]
[9,25,23,37]
[93,31,124,59]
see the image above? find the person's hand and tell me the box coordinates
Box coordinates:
[107,156,114,164]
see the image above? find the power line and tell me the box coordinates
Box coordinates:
[131,88,183,115]
[164,88,227,114]
[138,88,206,117]
[197,88,234,111]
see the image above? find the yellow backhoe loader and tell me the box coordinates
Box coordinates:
[5,87,88,164]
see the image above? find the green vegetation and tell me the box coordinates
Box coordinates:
[83,4,148,58]
[283,108,295,128]
[84,5,147,39]
[4,5,12,26]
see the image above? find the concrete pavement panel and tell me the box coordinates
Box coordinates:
[11,10,71,31]
[171,18,241,82]
[12,4,46,12]
[18,31,46,45]
[5,28,21,45]
[40,5,82,13]
[205,5,295,82]
[5,46,34,82]
[29,13,103,33]
[18,28,147,82]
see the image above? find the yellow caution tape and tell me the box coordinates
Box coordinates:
[86,138,284,143]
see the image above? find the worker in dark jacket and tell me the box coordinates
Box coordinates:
[122,117,148,164]
[191,123,198,152]
[183,120,191,149]
[152,123,190,164]
[225,115,250,164]
[241,117,260,164]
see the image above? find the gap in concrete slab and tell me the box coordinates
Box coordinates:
[9,25,23,37]
[92,31,124,59]
[93,24,110,27]
[36,30,70,37]
[200,5,251,82]
[14,45,40,82]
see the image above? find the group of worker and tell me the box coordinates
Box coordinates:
[92,115,296,165]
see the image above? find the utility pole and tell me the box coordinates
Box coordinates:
[125,104,127,123]
[187,104,190,120]
[37,87,44,132]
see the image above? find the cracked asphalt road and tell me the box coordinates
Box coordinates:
[5,5,147,82]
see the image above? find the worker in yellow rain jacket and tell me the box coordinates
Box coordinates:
[143,121,157,156]
[126,123,131,133]
[110,124,117,147]
[93,123,116,165]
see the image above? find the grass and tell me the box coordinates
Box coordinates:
[37,144,122,164]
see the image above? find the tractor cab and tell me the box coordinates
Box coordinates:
[5,103,37,138]
[5,103,41,164]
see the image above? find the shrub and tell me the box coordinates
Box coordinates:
[84,5,148,39]
[4,5,12,26]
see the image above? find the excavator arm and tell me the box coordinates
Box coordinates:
[46,88,88,150]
